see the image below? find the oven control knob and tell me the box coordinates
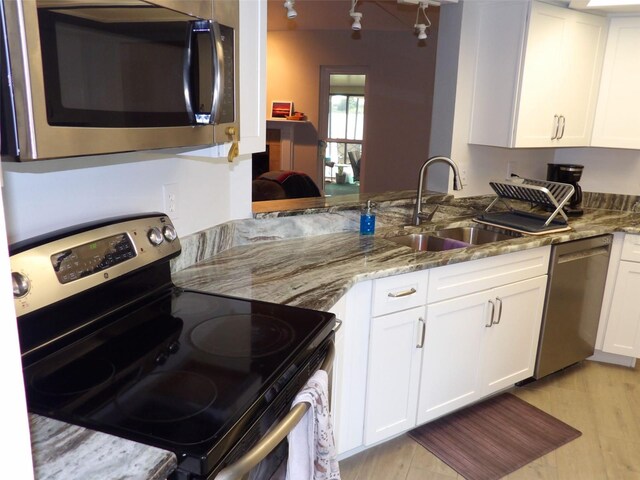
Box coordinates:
[12,272,30,298]
[168,341,180,354]
[162,225,177,242]
[155,352,168,365]
[147,227,164,246]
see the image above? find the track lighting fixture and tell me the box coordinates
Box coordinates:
[414,2,432,41]
[283,0,297,19]
[350,0,362,31]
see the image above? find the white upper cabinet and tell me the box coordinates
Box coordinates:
[591,17,640,149]
[468,1,607,148]
[238,0,266,155]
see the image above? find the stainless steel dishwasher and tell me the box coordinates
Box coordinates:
[533,235,613,379]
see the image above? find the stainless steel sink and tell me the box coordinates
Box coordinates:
[387,226,519,252]
[430,226,519,245]
[387,233,471,252]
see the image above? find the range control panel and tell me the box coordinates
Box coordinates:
[51,233,136,284]
[10,214,180,316]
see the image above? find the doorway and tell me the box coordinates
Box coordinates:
[319,67,368,196]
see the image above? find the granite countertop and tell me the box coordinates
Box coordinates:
[30,415,176,480]
[173,203,640,311]
[29,191,640,480]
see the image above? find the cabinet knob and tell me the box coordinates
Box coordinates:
[226,127,239,163]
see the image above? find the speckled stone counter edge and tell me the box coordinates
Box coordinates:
[30,415,176,480]
[171,191,640,274]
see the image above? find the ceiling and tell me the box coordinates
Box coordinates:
[569,0,640,13]
[267,0,640,31]
[267,0,440,32]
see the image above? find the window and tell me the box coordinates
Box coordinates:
[326,94,364,166]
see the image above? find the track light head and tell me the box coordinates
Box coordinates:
[350,11,362,31]
[284,0,297,19]
[415,23,428,40]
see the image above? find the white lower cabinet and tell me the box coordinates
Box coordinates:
[417,276,547,424]
[602,261,640,356]
[364,306,425,445]
[341,247,550,456]
[603,234,640,357]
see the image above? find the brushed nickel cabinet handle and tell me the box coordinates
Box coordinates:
[388,287,417,298]
[417,317,426,348]
[558,115,566,139]
[486,299,495,327]
[494,297,503,325]
[551,114,559,140]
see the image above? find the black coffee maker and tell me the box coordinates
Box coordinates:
[546,164,584,216]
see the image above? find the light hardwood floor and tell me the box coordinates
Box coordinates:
[339,360,640,480]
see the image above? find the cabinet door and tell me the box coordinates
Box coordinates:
[558,11,607,146]
[238,0,266,155]
[469,1,605,148]
[364,306,424,445]
[592,17,640,149]
[416,291,489,424]
[514,1,567,147]
[603,261,640,357]
[481,276,547,395]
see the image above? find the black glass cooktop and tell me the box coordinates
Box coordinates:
[23,288,335,476]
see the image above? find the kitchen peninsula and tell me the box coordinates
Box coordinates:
[173,190,640,459]
[28,190,640,478]
[175,191,640,310]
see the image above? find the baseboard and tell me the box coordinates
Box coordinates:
[588,349,637,367]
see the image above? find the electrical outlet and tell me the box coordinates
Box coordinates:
[460,168,468,187]
[163,183,179,219]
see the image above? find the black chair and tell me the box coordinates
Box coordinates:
[348,152,361,182]
[253,170,322,201]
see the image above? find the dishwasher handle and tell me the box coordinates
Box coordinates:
[557,246,610,264]
[213,339,336,480]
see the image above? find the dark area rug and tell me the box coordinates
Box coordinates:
[408,393,581,480]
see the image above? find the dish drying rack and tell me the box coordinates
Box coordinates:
[474,178,575,234]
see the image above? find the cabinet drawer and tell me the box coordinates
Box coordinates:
[621,234,640,262]
[371,271,428,317]
[427,247,550,303]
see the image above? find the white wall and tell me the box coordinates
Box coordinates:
[2,148,252,244]
[0,185,34,478]
[554,147,640,195]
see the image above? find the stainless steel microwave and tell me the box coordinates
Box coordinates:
[0,0,238,161]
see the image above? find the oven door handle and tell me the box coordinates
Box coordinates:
[213,339,336,480]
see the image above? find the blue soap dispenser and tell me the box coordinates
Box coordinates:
[360,200,376,235]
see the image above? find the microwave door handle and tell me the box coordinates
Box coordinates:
[184,20,222,125]
[213,340,336,480]
[183,22,196,123]
[210,20,223,125]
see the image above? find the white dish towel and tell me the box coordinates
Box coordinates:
[286,369,341,480]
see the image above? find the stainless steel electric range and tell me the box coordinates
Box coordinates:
[10,213,336,479]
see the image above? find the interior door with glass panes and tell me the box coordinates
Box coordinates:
[318,68,367,195]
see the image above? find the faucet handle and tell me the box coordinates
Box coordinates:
[418,204,439,222]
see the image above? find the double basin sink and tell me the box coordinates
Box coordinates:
[388,226,520,252]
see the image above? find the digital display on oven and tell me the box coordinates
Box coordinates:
[51,233,136,284]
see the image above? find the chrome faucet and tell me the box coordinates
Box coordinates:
[412,156,463,226]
